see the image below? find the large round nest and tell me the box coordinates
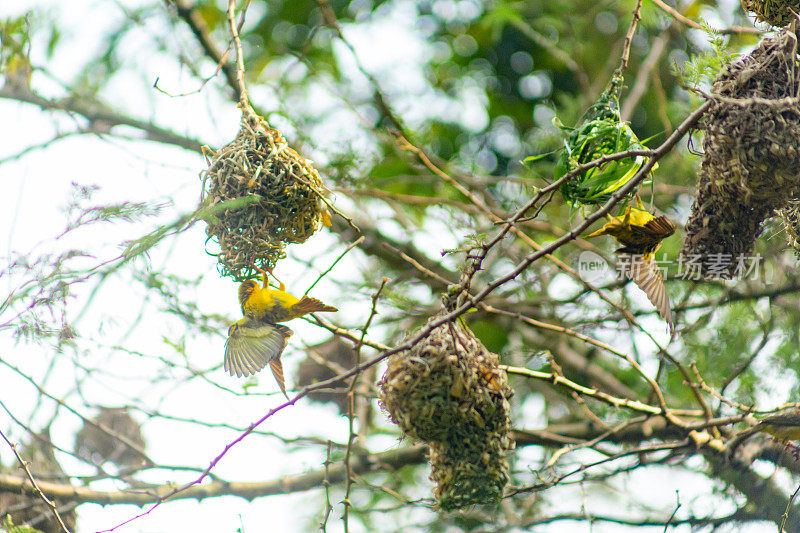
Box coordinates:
[682,31,800,276]
[379,316,514,509]
[204,111,328,281]
[741,0,800,27]
[75,407,147,469]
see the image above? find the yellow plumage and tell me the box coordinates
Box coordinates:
[587,202,676,331]
[757,409,800,441]
[238,277,337,323]
[225,267,337,397]
[726,409,800,460]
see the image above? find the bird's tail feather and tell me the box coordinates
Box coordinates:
[293,296,338,316]
[269,358,288,399]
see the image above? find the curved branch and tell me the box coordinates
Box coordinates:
[0,86,203,153]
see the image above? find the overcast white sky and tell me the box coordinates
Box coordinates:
[0,1,786,532]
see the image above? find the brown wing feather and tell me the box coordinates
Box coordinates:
[625,254,673,332]
[642,216,676,238]
[225,319,293,380]
[291,296,338,317]
[624,217,675,249]
[269,358,288,399]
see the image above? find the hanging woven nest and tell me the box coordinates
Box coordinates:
[294,337,358,414]
[204,106,330,281]
[75,407,148,469]
[741,0,800,27]
[429,429,513,512]
[378,313,514,510]
[554,79,652,207]
[682,31,800,276]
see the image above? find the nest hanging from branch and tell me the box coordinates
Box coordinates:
[554,78,652,207]
[74,407,148,469]
[204,107,330,281]
[682,31,800,276]
[295,337,358,414]
[379,314,514,510]
[741,0,800,27]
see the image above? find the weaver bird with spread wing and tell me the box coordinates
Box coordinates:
[587,199,675,331]
[225,266,338,397]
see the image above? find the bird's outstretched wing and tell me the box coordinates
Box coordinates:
[225,319,293,390]
[643,215,676,237]
[626,215,675,252]
[621,253,673,332]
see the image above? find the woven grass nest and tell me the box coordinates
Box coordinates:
[555,87,651,207]
[204,109,329,281]
[75,407,147,469]
[295,337,358,415]
[682,31,800,276]
[741,0,800,27]
[379,315,514,510]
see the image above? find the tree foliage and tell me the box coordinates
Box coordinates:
[1,1,799,532]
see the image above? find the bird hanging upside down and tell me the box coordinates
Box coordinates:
[587,199,676,332]
[225,266,338,397]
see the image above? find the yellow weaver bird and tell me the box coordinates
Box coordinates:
[587,199,676,331]
[225,266,338,397]
[726,409,800,459]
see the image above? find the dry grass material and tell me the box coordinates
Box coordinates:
[379,316,514,510]
[779,196,800,258]
[682,31,800,276]
[204,111,328,281]
[741,0,800,27]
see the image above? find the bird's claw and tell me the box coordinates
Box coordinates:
[250,261,285,291]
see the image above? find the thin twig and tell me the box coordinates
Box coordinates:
[651,0,763,35]
[304,236,365,296]
[0,86,203,152]
[503,365,663,415]
[226,0,249,107]
[616,0,644,78]
[313,0,409,136]
[664,491,682,532]
[621,28,672,121]
[781,480,800,531]
[395,134,643,328]
[0,428,72,533]
[169,0,240,100]
[321,440,334,532]
[342,277,388,532]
